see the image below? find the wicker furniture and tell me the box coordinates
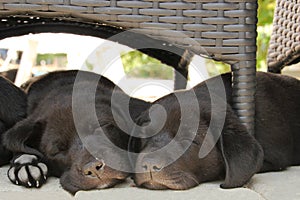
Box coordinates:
[0,0,258,134]
[268,0,300,73]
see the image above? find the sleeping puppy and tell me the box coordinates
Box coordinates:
[3,70,150,194]
[134,72,300,190]
[0,68,33,82]
[0,76,27,166]
[0,69,18,82]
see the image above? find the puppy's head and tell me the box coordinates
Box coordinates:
[39,93,150,194]
[38,112,131,194]
[58,131,130,194]
[134,90,263,190]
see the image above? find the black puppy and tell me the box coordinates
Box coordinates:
[134,72,300,190]
[0,76,27,166]
[0,69,18,82]
[3,70,150,194]
[0,68,33,83]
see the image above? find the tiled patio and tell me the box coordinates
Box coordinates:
[1,165,299,200]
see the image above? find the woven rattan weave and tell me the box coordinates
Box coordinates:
[268,0,300,72]
[0,0,258,134]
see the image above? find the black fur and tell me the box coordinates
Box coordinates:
[0,76,27,166]
[3,70,150,194]
[0,68,33,82]
[134,72,300,190]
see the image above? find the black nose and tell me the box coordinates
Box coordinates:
[83,160,105,178]
[141,158,163,172]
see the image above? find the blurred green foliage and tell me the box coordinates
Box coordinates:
[121,0,276,78]
[121,50,173,79]
[256,0,275,71]
[36,53,67,67]
[258,0,275,26]
[85,60,94,71]
[257,25,272,71]
[205,60,231,76]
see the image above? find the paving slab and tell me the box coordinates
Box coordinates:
[0,166,72,200]
[1,165,299,200]
[75,183,263,200]
[246,166,300,200]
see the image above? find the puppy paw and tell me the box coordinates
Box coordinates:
[7,154,48,188]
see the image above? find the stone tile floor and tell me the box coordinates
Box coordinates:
[0,165,299,200]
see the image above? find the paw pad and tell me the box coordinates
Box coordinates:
[8,154,48,188]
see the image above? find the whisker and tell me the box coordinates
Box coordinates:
[181,171,200,185]
[163,170,200,188]
[182,177,189,189]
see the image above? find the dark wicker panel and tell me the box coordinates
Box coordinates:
[0,0,257,64]
[0,0,258,134]
[267,0,300,72]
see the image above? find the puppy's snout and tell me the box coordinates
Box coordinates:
[140,158,163,172]
[83,160,105,178]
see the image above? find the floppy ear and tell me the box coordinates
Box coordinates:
[110,92,151,133]
[110,93,151,153]
[0,77,27,127]
[218,107,264,188]
[128,97,151,123]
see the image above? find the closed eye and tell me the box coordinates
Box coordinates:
[99,122,112,128]
[49,144,68,157]
[181,139,200,146]
[192,140,200,146]
[183,132,200,146]
[180,136,199,146]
